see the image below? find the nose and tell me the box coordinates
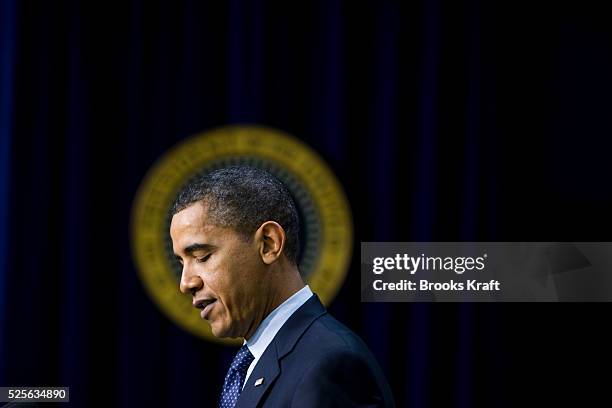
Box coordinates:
[179,268,204,295]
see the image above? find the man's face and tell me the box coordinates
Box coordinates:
[170,202,268,339]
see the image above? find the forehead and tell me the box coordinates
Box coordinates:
[170,201,208,231]
[169,202,236,250]
[170,203,213,240]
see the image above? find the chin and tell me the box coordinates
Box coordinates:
[210,325,227,338]
[210,323,235,339]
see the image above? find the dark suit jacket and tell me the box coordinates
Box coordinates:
[235,294,395,407]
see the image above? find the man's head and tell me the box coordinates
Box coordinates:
[169,166,303,339]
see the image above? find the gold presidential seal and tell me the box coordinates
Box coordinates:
[131,125,353,344]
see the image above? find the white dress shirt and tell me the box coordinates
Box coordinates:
[242,285,314,388]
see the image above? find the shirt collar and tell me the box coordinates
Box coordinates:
[244,285,313,360]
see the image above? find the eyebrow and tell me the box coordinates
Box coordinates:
[174,243,216,260]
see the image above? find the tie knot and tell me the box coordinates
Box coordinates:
[230,345,254,372]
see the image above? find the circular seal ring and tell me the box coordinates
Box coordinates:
[131,125,353,344]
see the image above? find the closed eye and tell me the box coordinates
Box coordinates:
[197,254,212,263]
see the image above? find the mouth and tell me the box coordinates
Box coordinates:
[194,298,217,320]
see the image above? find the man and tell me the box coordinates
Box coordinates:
[170,166,395,407]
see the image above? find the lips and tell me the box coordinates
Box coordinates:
[193,298,217,320]
[201,300,216,319]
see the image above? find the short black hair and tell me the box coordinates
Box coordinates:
[171,166,300,264]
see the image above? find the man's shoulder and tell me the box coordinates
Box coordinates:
[278,311,395,407]
[290,311,375,363]
[273,294,383,374]
[256,302,395,407]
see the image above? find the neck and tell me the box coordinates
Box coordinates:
[244,263,304,340]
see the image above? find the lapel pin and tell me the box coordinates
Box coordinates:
[254,377,264,387]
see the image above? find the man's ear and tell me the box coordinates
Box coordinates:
[255,221,286,265]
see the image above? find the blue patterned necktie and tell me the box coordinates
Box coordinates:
[219,345,255,408]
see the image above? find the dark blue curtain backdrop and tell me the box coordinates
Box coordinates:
[1,1,612,407]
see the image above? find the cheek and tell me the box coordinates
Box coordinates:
[207,261,239,309]
[210,246,261,311]
[219,276,253,318]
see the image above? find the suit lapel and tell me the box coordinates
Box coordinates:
[235,342,280,408]
[235,295,328,408]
